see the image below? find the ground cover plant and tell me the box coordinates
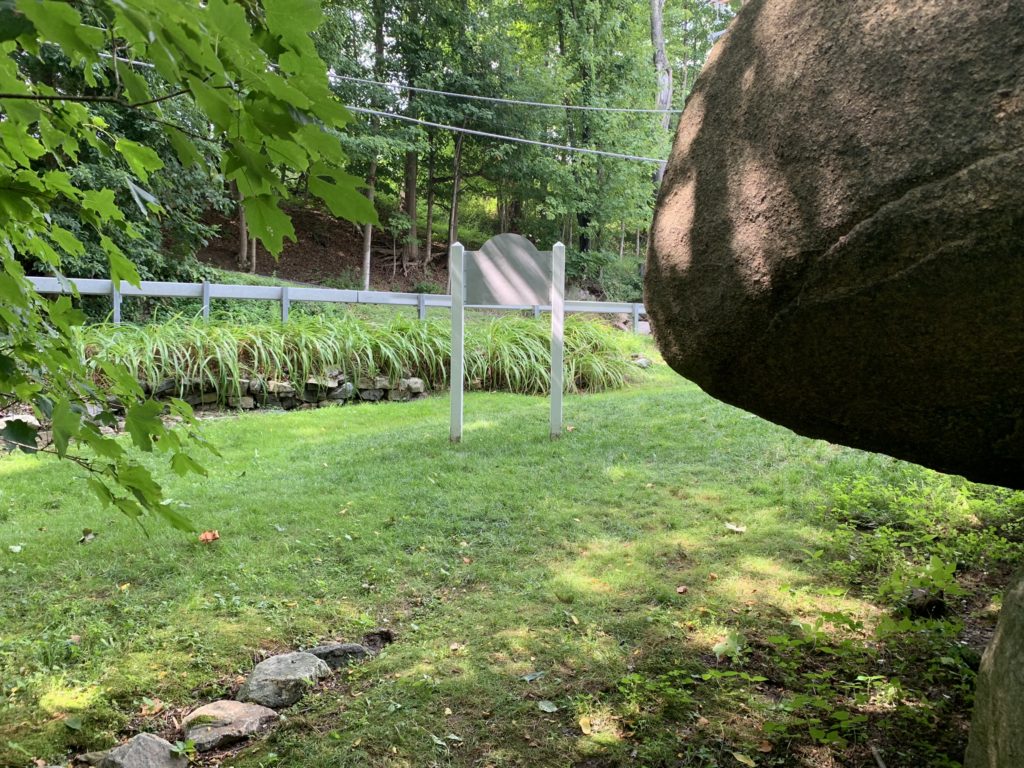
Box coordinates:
[78,314,637,399]
[1,356,1019,767]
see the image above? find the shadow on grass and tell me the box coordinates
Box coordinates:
[0,376,980,767]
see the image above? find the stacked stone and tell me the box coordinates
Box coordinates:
[146,374,428,411]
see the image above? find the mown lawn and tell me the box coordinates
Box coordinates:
[1,357,1019,767]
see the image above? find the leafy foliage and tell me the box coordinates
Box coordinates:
[0,0,374,526]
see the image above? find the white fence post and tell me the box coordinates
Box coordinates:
[631,303,640,333]
[449,243,465,443]
[111,281,122,324]
[418,292,427,321]
[550,242,565,439]
[280,286,290,322]
[202,280,211,320]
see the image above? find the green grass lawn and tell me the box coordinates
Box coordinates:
[1,359,1019,767]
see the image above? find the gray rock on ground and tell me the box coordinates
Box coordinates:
[357,375,390,390]
[327,382,355,400]
[236,651,331,708]
[97,733,186,768]
[183,699,279,752]
[306,642,370,670]
[266,380,295,397]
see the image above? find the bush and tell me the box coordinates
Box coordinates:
[77,314,637,399]
[411,280,444,294]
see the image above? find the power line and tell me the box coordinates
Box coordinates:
[97,53,664,163]
[344,105,665,164]
[335,74,682,115]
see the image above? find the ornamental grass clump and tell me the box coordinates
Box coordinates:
[78,313,635,401]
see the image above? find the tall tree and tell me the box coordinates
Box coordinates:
[650,0,672,182]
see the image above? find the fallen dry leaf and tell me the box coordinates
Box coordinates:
[676,585,689,594]
[731,752,757,767]
[756,741,773,753]
[140,698,164,716]
[708,573,718,581]
[198,530,220,543]
[579,716,592,735]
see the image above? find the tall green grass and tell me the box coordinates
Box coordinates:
[77,314,638,398]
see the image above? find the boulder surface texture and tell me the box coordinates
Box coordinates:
[645,0,1024,489]
[183,699,279,752]
[236,651,330,708]
[965,569,1024,768]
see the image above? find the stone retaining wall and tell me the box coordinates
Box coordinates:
[150,372,430,411]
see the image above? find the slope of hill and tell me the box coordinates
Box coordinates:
[196,205,449,292]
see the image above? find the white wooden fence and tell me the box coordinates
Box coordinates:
[26,276,648,332]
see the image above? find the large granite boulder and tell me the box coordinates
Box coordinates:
[965,568,1024,768]
[645,0,1024,489]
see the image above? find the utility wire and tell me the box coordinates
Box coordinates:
[344,105,665,164]
[98,53,665,164]
[335,74,682,115]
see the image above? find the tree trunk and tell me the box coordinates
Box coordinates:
[361,158,378,290]
[425,137,435,269]
[404,148,418,274]
[650,0,672,183]
[577,211,591,253]
[362,0,385,291]
[231,180,249,271]
[249,236,256,273]
[636,228,641,259]
[619,221,626,259]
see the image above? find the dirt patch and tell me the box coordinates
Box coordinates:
[197,204,449,291]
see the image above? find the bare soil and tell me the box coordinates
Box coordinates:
[197,204,449,291]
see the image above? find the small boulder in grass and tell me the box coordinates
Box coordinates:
[236,652,331,708]
[97,733,185,768]
[183,700,279,752]
[306,642,371,670]
[362,628,396,653]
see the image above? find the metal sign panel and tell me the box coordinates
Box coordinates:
[449,238,565,443]
[465,233,551,306]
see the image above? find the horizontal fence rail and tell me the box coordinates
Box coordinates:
[27,276,648,331]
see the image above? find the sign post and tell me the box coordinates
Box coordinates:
[449,234,565,442]
[449,242,465,443]
[550,242,565,438]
